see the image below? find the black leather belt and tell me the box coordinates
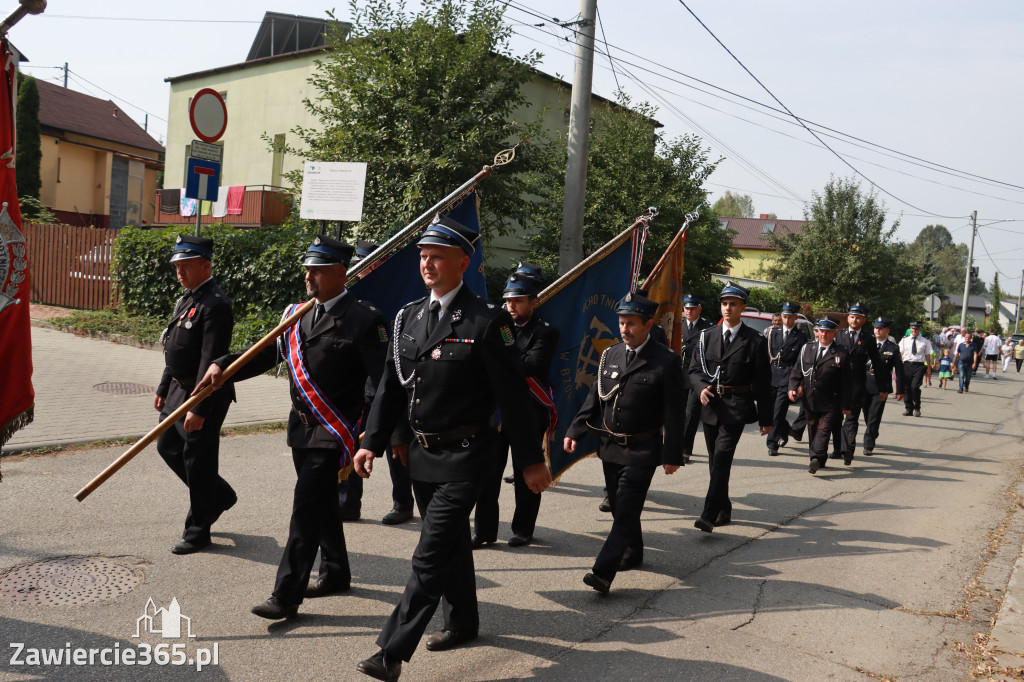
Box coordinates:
[905,361,925,366]
[295,410,315,426]
[412,425,487,449]
[716,384,752,395]
[587,424,661,446]
[171,377,195,391]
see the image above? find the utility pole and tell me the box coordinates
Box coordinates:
[1015,268,1023,334]
[558,0,597,275]
[62,62,67,88]
[959,210,977,329]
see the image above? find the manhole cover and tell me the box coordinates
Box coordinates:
[93,382,155,396]
[0,556,145,605]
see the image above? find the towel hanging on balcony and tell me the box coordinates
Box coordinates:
[226,186,245,215]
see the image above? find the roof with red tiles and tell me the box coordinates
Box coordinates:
[36,79,163,154]
[720,216,807,250]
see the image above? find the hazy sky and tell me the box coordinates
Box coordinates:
[12,1,1024,298]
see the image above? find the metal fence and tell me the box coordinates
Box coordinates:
[24,222,116,309]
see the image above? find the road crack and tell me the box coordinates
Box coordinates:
[730,578,767,630]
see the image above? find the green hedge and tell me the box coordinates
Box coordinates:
[114,224,310,350]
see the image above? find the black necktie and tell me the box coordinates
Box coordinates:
[912,337,917,355]
[427,300,441,335]
[626,348,636,367]
[818,345,826,361]
[312,303,324,326]
[724,328,732,345]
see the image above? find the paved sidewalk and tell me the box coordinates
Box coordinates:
[2,325,290,452]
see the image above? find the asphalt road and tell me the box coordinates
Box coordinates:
[2,371,1024,680]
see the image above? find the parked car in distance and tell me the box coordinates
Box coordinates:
[739,307,814,339]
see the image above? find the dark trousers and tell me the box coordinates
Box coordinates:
[806,409,839,463]
[272,447,350,605]
[338,471,362,511]
[340,446,413,512]
[700,422,744,522]
[378,478,482,662]
[861,393,886,451]
[958,361,973,390]
[903,362,926,410]
[593,461,656,582]
[474,434,543,540]
[766,384,793,449]
[681,388,702,455]
[791,401,807,439]
[840,396,865,456]
[157,389,235,544]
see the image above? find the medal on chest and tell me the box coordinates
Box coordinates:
[431,346,442,360]
[184,307,197,329]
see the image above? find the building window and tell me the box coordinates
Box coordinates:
[761,222,776,234]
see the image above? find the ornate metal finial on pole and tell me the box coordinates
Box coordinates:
[0,0,47,36]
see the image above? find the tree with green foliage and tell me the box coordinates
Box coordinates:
[15,73,41,203]
[907,224,983,296]
[764,176,920,321]
[285,0,548,244]
[711,190,754,218]
[524,93,733,302]
[990,273,1002,333]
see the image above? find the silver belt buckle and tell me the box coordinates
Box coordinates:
[415,432,431,448]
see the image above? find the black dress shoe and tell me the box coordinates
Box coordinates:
[714,512,731,526]
[843,452,853,466]
[863,447,873,456]
[767,448,779,457]
[598,496,612,513]
[507,534,532,548]
[305,577,351,598]
[339,507,361,521]
[914,409,921,417]
[583,572,610,595]
[809,459,821,474]
[470,535,495,549]
[792,430,804,442]
[681,452,691,464]
[172,538,211,555]
[779,435,789,449]
[903,409,913,416]
[381,508,413,525]
[357,650,401,681]
[503,474,515,484]
[424,629,477,652]
[251,597,298,620]
[694,518,714,533]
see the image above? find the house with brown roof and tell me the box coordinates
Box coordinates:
[715,215,807,287]
[37,79,164,228]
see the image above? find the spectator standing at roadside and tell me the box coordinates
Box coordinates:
[1001,339,1014,373]
[1015,340,1024,373]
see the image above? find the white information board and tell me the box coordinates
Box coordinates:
[299,162,368,221]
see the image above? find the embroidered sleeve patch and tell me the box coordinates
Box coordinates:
[378,325,388,343]
[500,325,514,346]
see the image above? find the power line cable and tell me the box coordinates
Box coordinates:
[674,0,966,220]
[503,0,1024,195]
[594,7,620,91]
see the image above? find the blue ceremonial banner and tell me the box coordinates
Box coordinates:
[349,191,486,318]
[538,228,641,479]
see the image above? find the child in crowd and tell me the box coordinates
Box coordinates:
[938,348,953,389]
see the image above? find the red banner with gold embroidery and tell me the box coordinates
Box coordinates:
[0,38,33,461]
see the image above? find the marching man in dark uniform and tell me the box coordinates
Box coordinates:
[789,319,852,473]
[690,283,772,532]
[862,316,905,455]
[679,293,713,464]
[196,235,388,619]
[565,291,684,594]
[154,234,237,555]
[351,217,551,682]
[473,262,558,549]
[834,303,883,464]
[765,301,807,457]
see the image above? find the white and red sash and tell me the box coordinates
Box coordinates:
[526,377,558,449]
[281,303,361,464]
